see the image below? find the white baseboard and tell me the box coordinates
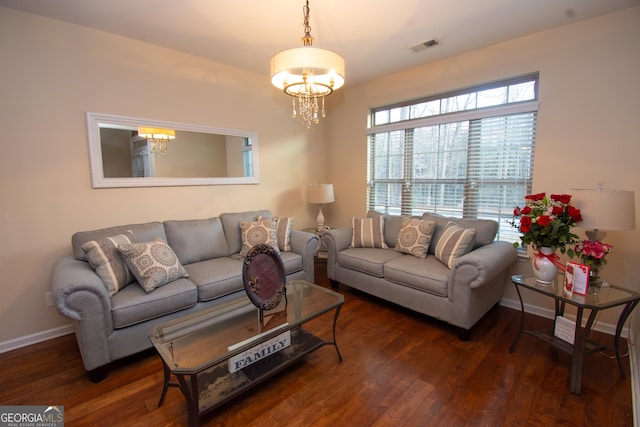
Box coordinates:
[499,297,628,338]
[0,324,74,354]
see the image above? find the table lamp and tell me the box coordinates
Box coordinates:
[308,184,335,232]
[571,189,636,241]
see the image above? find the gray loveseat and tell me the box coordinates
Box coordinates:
[323,211,517,340]
[51,210,319,382]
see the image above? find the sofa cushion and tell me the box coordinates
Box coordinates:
[164,217,230,264]
[394,217,437,259]
[111,278,197,329]
[423,213,497,251]
[384,256,450,297]
[184,257,245,301]
[72,221,166,261]
[239,217,279,256]
[220,210,272,254]
[338,248,403,277]
[351,216,388,249]
[82,232,135,296]
[434,222,477,268]
[118,239,189,293]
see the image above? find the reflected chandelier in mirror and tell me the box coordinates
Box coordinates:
[86,112,259,188]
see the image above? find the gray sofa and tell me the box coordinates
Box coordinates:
[51,210,319,382]
[323,211,517,340]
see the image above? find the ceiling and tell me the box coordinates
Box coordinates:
[1,0,639,85]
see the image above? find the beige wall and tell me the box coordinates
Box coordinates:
[154,132,228,177]
[326,8,640,330]
[0,7,330,347]
[1,6,638,348]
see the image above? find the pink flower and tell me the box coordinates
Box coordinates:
[574,240,613,266]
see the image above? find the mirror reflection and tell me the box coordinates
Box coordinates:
[87,113,259,188]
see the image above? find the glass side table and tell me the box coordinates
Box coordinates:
[509,274,640,394]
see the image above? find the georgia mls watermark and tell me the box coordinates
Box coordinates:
[0,406,64,427]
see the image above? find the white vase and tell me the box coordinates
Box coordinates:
[532,246,558,284]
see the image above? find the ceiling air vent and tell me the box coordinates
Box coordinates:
[409,38,440,53]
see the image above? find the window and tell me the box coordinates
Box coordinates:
[367,74,538,243]
[242,138,253,177]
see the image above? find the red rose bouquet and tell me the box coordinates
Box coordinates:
[510,192,583,255]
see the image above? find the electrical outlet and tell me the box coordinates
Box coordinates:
[45,292,55,307]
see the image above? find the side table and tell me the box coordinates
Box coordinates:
[509,274,640,394]
[303,227,330,260]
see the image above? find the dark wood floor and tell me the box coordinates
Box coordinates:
[0,268,634,426]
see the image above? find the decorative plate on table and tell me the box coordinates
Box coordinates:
[242,243,286,310]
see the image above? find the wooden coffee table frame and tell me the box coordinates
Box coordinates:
[149,281,343,426]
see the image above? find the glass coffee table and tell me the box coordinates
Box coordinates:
[510,274,640,394]
[148,280,344,426]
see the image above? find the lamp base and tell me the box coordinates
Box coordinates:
[585,229,607,242]
[316,206,326,232]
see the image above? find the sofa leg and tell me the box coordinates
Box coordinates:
[87,366,107,383]
[456,327,471,342]
[330,280,339,290]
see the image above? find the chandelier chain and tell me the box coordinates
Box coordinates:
[301,0,314,46]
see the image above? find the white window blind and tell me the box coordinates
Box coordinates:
[367,74,538,243]
[242,138,253,177]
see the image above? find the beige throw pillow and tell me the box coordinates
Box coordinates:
[394,218,436,259]
[118,239,188,293]
[434,222,476,268]
[351,216,388,249]
[82,232,134,296]
[239,217,279,256]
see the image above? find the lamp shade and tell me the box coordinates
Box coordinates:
[271,47,345,96]
[308,184,335,204]
[571,189,636,231]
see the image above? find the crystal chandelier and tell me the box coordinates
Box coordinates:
[270,0,345,128]
[138,127,176,155]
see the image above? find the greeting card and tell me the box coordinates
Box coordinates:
[564,261,590,296]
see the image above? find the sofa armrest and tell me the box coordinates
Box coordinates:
[51,256,114,334]
[51,256,117,371]
[290,230,320,282]
[322,227,352,280]
[450,241,518,289]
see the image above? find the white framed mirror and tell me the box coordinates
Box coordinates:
[86,112,259,188]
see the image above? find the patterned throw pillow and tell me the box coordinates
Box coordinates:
[434,222,477,268]
[239,217,279,256]
[394,217,436,259]
[350,216,388,249]
[117,239,188,293]
[258,216,294,252]
[82,232,134,296]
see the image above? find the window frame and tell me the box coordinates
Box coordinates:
[366,73,539,244]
